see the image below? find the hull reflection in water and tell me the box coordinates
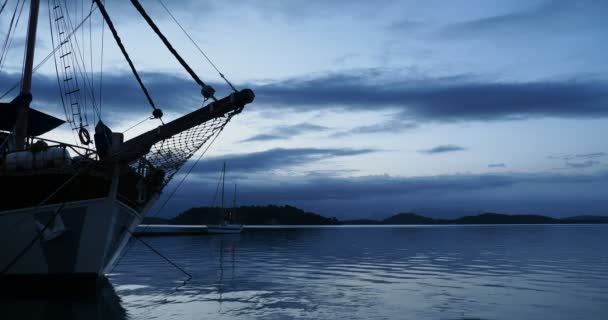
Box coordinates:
[1,279,127,320]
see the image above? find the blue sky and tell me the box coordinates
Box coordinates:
[1,0,607,219]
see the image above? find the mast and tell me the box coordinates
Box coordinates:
[221,162,226,209]
[233,184,237,209]
[14,0,41,150]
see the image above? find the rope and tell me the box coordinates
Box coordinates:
[48,0,70,128]
[122,115,151,133]
[92,0,163,122]
[0,202,67,274]
[0,5,97,100]
[155,0,238,92]
[110,119,229,272]
[210,166,223,207]
[148,121,227,221]
[0,0,26,74]
[125,228,192,286]
[130,0,217,101]
[0,0,8,16]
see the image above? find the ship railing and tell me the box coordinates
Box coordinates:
[0,131,99,172]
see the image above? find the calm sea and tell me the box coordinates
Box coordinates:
[8,225,608,319]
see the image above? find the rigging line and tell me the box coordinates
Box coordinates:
[92,0,163,122]
[0,0,8,16]
[99,3,105,118]
[155,0,238,92]
[210,166,223,207]
[112,118,231,270]
[47,0,70,125]
[60,0,101,119]
[122,115,151,133]
[0,5,97,100]
[0,202,67,274]
[0,0,25,73]
[0,165,89,274]
[130,0,217,101]
[0,0,18,67]
[125,229,193,285]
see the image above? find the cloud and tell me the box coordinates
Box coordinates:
[6,69,608,129]
[570,152,606,160]
[241,123,329,142]
[188,147,377,175]
[251,70,608,122]
[439,1,608,38]
[331,119,418,137]
[565,161,600,169]
[419,144,466,155]
[163,169,608,219]
[549,152,606,169]
[488,163,506,168]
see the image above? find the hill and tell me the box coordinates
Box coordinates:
[453,213,559,224]
[171,205,339,225]
[381,212,444,224]
[561,215,608,223]
[145,205,607,225]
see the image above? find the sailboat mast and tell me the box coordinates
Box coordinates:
[14,0,41,150]
[233,184,237,209]
[221,162,226,209]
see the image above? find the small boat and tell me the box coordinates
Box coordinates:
[207,163,243,234]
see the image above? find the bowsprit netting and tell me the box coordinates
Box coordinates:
[135,112,235,187]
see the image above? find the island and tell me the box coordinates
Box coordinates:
[142,205,608,225]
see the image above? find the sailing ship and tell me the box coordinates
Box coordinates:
[207,163,243,234]
[0,0,253,293]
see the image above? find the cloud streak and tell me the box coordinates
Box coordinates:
[253,71,608,122]
[189,147,377,175]
[241,123,329,142]
[420,145,466,155]
[5,69,608,130]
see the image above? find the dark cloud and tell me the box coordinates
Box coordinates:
[549,152,607,169]
[240,134,284,142]
[565,161,600,169]
[251,70,608,122]
[569,152,606,160]
[6,69,608,131]
[189,147,377,175]
[440,0,608,38]
[420,145,466,155]
[488,163,506,168]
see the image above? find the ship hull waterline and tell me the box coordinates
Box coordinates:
[0,195,157,296]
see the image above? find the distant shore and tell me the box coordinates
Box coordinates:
[144,205,608,226]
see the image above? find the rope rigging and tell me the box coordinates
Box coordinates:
[0,0,8,18]
[0,0,26,73]
[155,0,238,92]
[92,0,164,121]
[130,0,217,101]
[0,3,97,100]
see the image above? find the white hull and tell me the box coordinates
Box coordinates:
[0,197,153,277]
[206,224,243,234]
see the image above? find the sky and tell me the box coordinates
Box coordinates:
[1,0,607,219]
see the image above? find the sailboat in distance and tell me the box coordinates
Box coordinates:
[0,0,253,293]
[207,162,243,234]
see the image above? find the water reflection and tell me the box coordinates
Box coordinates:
[1,279,127,320]
[109,225,608,320]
